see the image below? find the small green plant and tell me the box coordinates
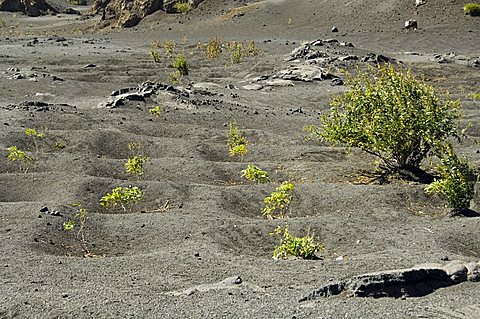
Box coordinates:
[164,40,176,57]
[226,42,243,63]
[467,92,480,100]
[306,64,460,175]
[7,146,34,172]
[125,143,148,176]
[173,1,193,13]
[24,127,45,152]
[425,143,478,215]
[100,186,144,211]
[242,164,269,183]
[167,70,182,84]
[63,203,92,257]
[243,40,260,56]
[171,54,189,76]
[262,181,295,219]
[271,225,322,259]
[206,36,222,59]
[148,106,162,116]
[55,142,66,149]
[464,3,480,16]
[228,120,248,159]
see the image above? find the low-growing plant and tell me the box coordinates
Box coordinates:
[306,64,460,176]
[467,92,480,100]
[271,225,322,259]
[25,127,45,152]
[7,146,34,172]
[148,106,162,116]
[55,142,66,149]
[125,143,148,176]
[206,36,222,59]
[425,143,478,215]
[171,54,189,76]
[464,3,480,16]
[100,186,144,211]
[228,120,248,159]
[173,1,193,13]
[167,70,182,84]
[242,164,269,183]
[262,181,295,219]
[226,42,243,64]
[164,40,176,57]
[150,45,161,63]
[63,203,92,257]
[243,40,260,56]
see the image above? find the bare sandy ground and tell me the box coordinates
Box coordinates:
[1,0,480,318]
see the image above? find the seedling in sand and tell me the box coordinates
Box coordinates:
[171,54,189,76]
[164,40,176,57]
[242,164,269,183]
[464,3,480,16]
[7,146,34,172]
[148,106,162,116]
[425,143,478,215]
[100,186,144,211]
[63,203,92,257]
[262,181,295,219]
[150,45,161,63]
[226,42,243,64]
[227,120,248,159]
[467,92,480,100]
[206,36,222,59]
[271,225,322,259]
[306,64,460,176]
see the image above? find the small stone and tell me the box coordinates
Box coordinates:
[404,19,418,30]
[61,293,69,298]
[84,63,96,68]
[331,26,338,32]
[443,263,467,283]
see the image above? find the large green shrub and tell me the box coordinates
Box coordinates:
[425,143,478,214]
[464,3,480,16]
[306,64,460,173]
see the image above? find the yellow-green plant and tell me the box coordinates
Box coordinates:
[63,203,92,257]
[306,64,460,174]
[164,40,176,57]
[242,164,269,183]
[24,127,45,151]
[464,3,480,16]
[227,120,248,158]
[206,36,222,59]
[173,1,192,13]
[243,40,260,56]
[171,54,189,76]
[148,106,162,116]
[227,42,242,64]
[7,146,34,172]
[271,225,322,259]
[467,92,480,100]
[100,186,144,211]
[262,181,295,219]
[125,143,148,176]
[150,45,161,63]
[167,70,182,84]
[425,143,478,214]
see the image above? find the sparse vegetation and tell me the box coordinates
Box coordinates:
[25,128,45,151]
[164,40,176,57]
[467,92,480,100]
[228,120,248,159]
[125,143,148,177]
[100,186,144,211]
[148,106,162,116]
[262,181,295,219]
[306,64,460,175]
[241,164,269,183]
[425,143,478,214]
[150,44,161,63]
[173,1,193,14]
[464,3,480,16]
[226,42,243,63]
[171,54,189,76]
[271,225,322,259]
[206,36,222,59]
[63,203,92,257]
[7,146,34,172]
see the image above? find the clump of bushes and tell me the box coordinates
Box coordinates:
[306,64,460,175]
[464,3,480,16]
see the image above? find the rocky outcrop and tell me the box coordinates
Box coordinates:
[300,260,480,301]
[0,0,57,16]
[91,0,203,28]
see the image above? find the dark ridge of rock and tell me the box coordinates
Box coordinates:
[0,0,58,16]
[300,260,480,301]
[90,0,204,28]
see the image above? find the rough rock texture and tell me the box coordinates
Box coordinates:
[91,0,204,27]
[300,260,480,301]
[0,0,57,16]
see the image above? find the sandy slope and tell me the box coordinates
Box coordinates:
[1,0,480,318]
